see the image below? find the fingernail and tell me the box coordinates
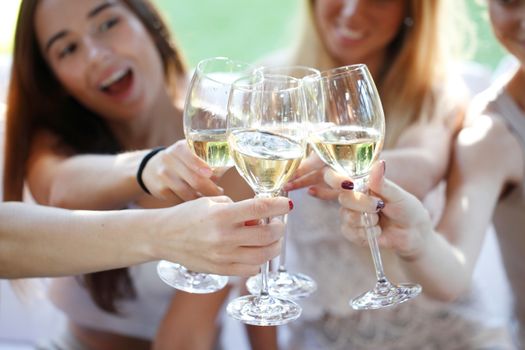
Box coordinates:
[341,180,354,190]
[380,160,386,175]
[376,200,385,211]
[199,167,213,177]
[244,219,259,226]
[283,183,293,191]
[308,187,317,196]
[288,200,294,210]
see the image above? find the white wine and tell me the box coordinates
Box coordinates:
[187,129,233,169]
[310,126,382,177]
[229,130,304,194]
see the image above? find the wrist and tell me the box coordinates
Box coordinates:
[397,223,433,263]
[136,147,166,195]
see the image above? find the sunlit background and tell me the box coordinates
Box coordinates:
[0,0,507,68]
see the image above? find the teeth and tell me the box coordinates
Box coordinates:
[338,27,364,40]
[99,69,128,90]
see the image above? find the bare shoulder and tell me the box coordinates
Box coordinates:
[455,113,523,182]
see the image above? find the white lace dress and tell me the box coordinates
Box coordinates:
[280,189,514,350]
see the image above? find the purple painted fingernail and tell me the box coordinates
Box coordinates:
[341,181,354,190]
[376,200,385,211]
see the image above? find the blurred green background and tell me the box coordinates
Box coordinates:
[0,0,508,70]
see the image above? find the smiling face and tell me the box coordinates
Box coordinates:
[35,0,166,122]
[313,0,406,70]
[489,0,525,67]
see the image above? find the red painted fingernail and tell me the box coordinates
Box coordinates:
[244,219,259,226]
[341,180,354,190]
[376,200,385,211]
[288,200,294,210]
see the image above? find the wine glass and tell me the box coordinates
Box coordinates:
[306,64,422,310]
[226,73,306,325]
[157,57,253,294]
[245,66,318,299]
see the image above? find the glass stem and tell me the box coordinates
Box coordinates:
[256,193,274,297]
[277,218,287,273]
[355,178,388,285]
[277,190,288,273]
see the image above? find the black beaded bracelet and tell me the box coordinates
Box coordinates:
[136,146,166,195]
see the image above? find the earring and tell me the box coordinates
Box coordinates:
[404,17,414,27]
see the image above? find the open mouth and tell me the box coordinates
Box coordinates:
[98,68,133,95]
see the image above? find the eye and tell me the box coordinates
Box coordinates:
[99,17,120,33]
[58,42,78,59]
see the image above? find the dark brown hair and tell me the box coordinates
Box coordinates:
[3,0,186,313]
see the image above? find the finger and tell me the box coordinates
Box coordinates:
[234,219,285,247]
[160,173,199,201]
[307,186,339,200]
[341,224,382,247]
[338,191,383,213]
[231,240,282,266]
[323,168,353,190]
[284,169,324,191]
[167,140,213,178]
[291,152,325,179]
[340,208,379,227]
[368,160,401,203]
[163,153,224,196]
[224,196,292,223]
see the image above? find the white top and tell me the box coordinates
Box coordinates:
[281,188,514,350]
[48,261,175,339]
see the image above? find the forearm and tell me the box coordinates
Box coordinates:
[47,151,148,210]
[399,229,470,302]
[0,202,156,278]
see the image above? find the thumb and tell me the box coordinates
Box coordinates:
[368,160,403,203]
[368,161,424,218]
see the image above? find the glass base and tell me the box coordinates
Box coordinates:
[227,294,302,326]
[246,271,317,299]
[350,280,422,310]
[157,260,228,294]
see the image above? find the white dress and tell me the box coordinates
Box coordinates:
[48,261,176,340]
[280,189,514,350]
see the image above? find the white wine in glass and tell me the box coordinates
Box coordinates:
[157,57,252,294]
[245,66,318,299]
[306,64,422,310]
[226,74,306,326]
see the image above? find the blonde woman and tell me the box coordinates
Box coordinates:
[242,0,514,349]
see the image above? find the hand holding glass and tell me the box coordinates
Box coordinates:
[306,64,422,310]
[157,57,252,293]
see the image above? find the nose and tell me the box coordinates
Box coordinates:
[84,37,111,65]
[340,0,367,24]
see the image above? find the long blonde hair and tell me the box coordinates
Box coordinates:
[288,0,473,148]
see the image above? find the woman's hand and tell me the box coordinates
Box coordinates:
[284,151,339,200]
[324,161,433,260]
[154,195,292,276]
[141,139,225,201]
